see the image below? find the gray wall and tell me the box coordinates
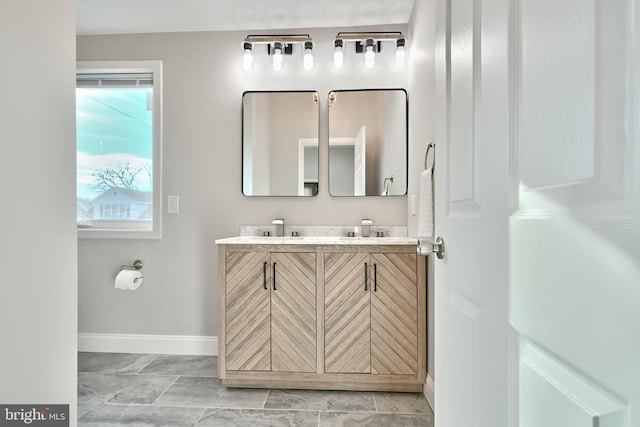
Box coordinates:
[77,26,408,339]
[329,146,356,196]
[0,0,78,414]
[408,0,437,380]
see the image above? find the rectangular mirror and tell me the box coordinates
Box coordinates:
[328,89,407,196]
[242,91,319,196]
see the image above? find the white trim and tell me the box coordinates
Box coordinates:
[424,374,435,412]
[78,333,217,355]
[509,328,520,427]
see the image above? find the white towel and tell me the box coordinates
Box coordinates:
[417,168,434,238]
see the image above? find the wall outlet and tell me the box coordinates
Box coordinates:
[168,196,179,214]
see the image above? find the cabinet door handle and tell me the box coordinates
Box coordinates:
[374,263,377,292]
[263,261,268,290]
[273,262,277,290]
[364,262,368,291]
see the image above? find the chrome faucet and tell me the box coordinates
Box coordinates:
[272,218,284,237]
[361,219,373,237]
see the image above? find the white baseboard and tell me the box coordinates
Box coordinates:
[78,333,217,356]
[424,374,435,411]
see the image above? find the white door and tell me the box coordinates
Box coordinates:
[434,0,640,426]
[434,0,511,425]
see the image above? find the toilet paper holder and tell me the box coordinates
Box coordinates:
[121,259,143,271]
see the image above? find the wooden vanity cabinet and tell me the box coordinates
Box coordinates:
[217,243,426,392]
[324,252,419,376]
[224,250,317,374]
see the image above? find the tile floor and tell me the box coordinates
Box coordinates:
[78,352,434,426]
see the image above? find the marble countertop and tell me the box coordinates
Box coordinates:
[215,235,418,245]
[215,225,418,245]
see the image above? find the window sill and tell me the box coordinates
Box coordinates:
[78,224,161,240]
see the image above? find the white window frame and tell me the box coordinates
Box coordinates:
[77,60,163,239]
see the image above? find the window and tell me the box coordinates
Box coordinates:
[76,61,162,238]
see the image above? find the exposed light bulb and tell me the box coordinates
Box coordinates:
[395,38,406,65]
[303,42,313,70]
[241,42,253,71]
[303,50,313,70]
[333,39,344,69]
[395,45,406,64]
[272,47,283,71]
[333,49,344,69]
[364,45,375,69]
[242,48,254,71]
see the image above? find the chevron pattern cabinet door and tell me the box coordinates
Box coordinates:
[370,253,418,375]
[225,251,271,371]
[270,252,317,373]
[324,252,371,374]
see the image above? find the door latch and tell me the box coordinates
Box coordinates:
[417,237,445,259]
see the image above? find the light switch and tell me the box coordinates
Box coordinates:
[410,194,416,216]
[168,196,179,214]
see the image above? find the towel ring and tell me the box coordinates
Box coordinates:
[424,142,435,170]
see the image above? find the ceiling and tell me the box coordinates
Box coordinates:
[77,0,416,36]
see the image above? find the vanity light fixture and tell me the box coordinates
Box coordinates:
[242,42,254,71]
[242,34,312,71]
[333,32,406,69]
[303,41,314,70]
[333,39,344,69]
[395,38,406,64]
[363,39,376,69]
[272,42,284,71]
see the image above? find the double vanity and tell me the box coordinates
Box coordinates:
[219,80,419,391]
[215,225,426,392]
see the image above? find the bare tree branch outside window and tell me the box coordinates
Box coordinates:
[91,162,145,192]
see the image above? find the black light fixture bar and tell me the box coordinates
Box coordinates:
[335,31,404,42]
[244,34,312,45]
